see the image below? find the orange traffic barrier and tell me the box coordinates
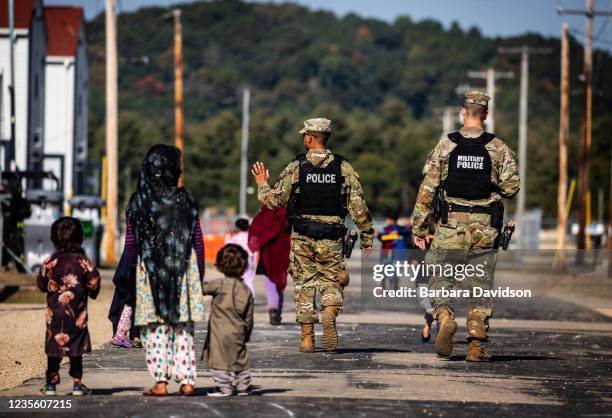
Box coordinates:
[203,234,226,262]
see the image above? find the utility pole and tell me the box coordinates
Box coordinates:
[173,9,184,186]
[467,69,513,134]
[487,69,496,134]
[557,24,571,251]
[499,46,552,249]
[558,1,612,249]
[609,135,612,276]
[239,88,250,217]
[104,0,118,264]
[7,0,16,169]
[577,0,593,251]
[439,107,455,141]
[556,24,570,268]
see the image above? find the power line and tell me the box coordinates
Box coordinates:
[569,27,612,45]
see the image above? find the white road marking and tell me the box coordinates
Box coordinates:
[199,402,225,418]
[269,402,296,418]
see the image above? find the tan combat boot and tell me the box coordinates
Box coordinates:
[299,323,315,353]
[435,308,457,358]
[465,340,492,362]
[465,308,491,362]
[321,306,339,352]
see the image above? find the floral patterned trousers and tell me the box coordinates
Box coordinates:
[142,322,197,385]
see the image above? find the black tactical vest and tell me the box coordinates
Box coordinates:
[445,131,495,200]
[292,154,344,217]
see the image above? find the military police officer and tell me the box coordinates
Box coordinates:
[412,91,520,361]
[251,118,374,353]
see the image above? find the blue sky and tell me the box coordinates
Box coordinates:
[44,0,612,50]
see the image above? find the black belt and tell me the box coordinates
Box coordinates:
[291,217,345,240]
[448,203,492,214]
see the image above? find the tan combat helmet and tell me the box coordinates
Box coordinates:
[464,90,491,108]
[298,118,332,134]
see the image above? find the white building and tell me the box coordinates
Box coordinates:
[0,0,46,173]
[43,6,88,198]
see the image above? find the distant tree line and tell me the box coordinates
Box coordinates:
[84,0,612,219]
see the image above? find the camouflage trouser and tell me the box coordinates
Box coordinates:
[289,232,346,323]
[426,212,498,327]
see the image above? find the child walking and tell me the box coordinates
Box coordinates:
[202,244,254,397]
[37,217,101,396]
[108,250,141,348]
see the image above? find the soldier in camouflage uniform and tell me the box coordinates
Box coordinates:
[412,91,520,361]
[252,118,374,353]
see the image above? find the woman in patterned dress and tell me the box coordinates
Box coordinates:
[125,144,205,396]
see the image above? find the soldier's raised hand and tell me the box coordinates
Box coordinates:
[251,161,270,185]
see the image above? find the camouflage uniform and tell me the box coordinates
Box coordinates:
[258,120,374,324]
[412,95,520,337]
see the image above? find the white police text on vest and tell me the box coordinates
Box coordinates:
[456,155,484,170]
[305,173,337,183]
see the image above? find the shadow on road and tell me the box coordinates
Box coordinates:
[91,386,293,397]
[490,355,560,362]
[0,286,19,302]
[443,354,560,362]
[250,387,293,396]
[191,386,292,396]
[334,347,413,354]
[91,387,146,395]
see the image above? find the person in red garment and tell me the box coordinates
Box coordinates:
[248,206,291,325]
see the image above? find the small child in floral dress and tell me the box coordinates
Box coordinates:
[37,217,101,396]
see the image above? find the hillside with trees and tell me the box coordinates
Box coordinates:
[84,0,612,219]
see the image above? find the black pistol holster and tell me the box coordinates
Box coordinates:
[498,223,515,250]
[489,200,507,249]
[490,200,504,230]
[342,230,359,258]
[433,184,448,224]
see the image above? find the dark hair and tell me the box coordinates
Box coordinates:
[215,244,248,278]
[462,103,487,121]
[386,212,399,222]
[235,218,249,232]
[51,217,84,253]
[309,131,331,144]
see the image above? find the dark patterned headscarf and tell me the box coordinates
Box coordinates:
[127,144,199,323]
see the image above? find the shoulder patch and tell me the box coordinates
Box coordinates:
[273,161,299,188]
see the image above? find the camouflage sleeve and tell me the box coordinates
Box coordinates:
[496,143,520,199]
[412,143,443,237]
[257,161,297,209]
[343,162,375,248]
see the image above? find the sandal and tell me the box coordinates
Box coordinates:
[421,325,431,343]
[421,312,434,343]
[175,384,195,396]
[111,335,132,348]
[143,383,168,397]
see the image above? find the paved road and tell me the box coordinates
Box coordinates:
[1,255,611,417]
